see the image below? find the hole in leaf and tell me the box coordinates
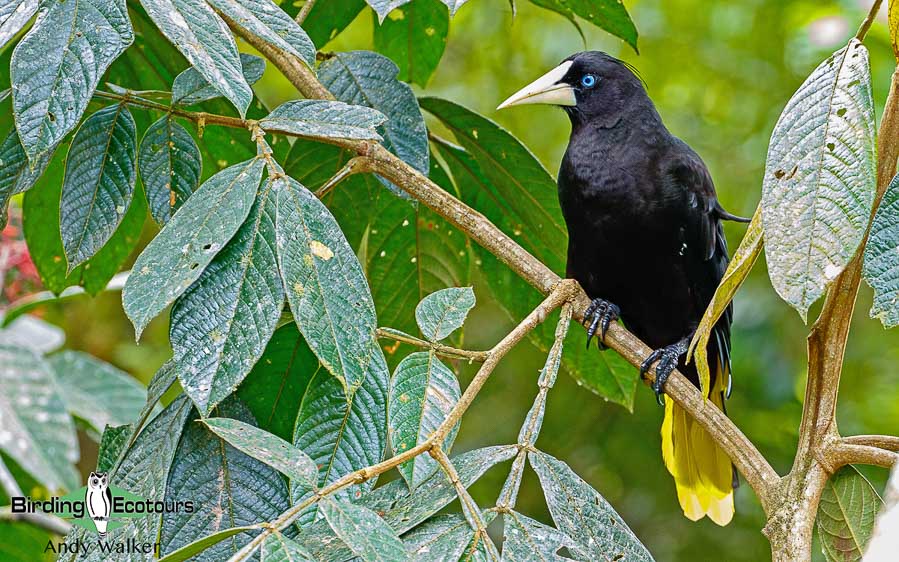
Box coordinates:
[47,112,55,122]
[827,142,835,151]
[190,263,199,270]
[774,169,785,179]
[202,243,212,250]
[836,108,847,117]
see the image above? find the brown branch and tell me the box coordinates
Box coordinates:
[844,435,899,451]
[314,156,376,198]
[294,0,316,25]
[227,22,781,514]
[828,442,898,470]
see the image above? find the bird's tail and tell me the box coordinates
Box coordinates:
[660,359,735,526]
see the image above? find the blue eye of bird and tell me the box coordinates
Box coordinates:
[581,74,597,88]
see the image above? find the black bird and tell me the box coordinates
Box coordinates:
[498,51,748,525]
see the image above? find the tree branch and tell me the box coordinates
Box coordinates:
[844,435,899,451]
[828,442,898,470]
[226,22,782,514]
[376,327,490,362]
[856,0,884,41]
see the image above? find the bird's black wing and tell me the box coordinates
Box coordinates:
[666,146,734,391]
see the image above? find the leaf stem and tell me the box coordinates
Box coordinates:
[376,327,490,362]
[294,0,316,25]
[855,0,883,41]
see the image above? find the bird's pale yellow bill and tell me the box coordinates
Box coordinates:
[497,61,576,109]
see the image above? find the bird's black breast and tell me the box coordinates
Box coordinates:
[559,124,726,351]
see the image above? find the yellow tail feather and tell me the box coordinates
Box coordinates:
[660,363,735,526]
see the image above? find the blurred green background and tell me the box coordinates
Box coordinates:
[23,0,899,560]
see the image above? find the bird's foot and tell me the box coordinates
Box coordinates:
[640,338,690,405]
[584,298,620,350]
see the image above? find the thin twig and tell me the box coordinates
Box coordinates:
[844,435,899,451]
[856,0,884,41]
[431,446,500,561]
[828,442,898,470]
[295,0,317,25]
[314,156,376,198]
[376,327,490,362]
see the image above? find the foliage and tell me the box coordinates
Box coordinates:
[1,0,899,561]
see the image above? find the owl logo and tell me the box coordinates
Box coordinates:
[85,471,112,538]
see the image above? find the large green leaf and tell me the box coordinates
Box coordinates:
[47,350,146,434]
[170,178,283,414]
[0,345,79,491]
[140,0,252,115]
[301,446,516,560]
[429,135,637,409]
[372,0,448,87]
[291,349,389,523]
[529,0,637,52]
[319,51,429,180]
[864,174,899,327]
[366,0,409,22]
[160,399,290,560]
[206,0,315,68]
[320,497,409,562]
[97,424,133,472]
[159,526,265,562]
[415,287,475,342]
[60,103,137,269]
[401,514,473,562]
[817,465,883,562]
[260,100,387,141]
[761,40,876,320]
[10,0,132,160]
[59,396,194,562]
[0,126,50,226]
[389,351,461,487]
[172,52,264,106]
[238,323,316,442]
[274,176,381,391]
[501,510,576,562]
[529,451,652,561]
[0,0,38,50]
[23,140,146,295]
[123,158,264,338]
[138,116,202,225]
[259,532,313,562]
[202,417,318,489]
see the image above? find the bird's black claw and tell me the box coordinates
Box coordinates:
[584,298,620,350]
[639,338,689,405]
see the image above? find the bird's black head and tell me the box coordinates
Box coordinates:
[497,51,650,128]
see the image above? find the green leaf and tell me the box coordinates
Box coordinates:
[123,157,264,338]
[373,0,448,87]
[159,526,265,562]
[300,446,515,561]
[259,532,313,562]
[687,207,762,393]
[401,514,473,562]
[60,103,137,269]
[97,424,133,472]
[529,0,638,52]
[170,179,283,414]
[291,348,389,522]
[0,345,79,491]
[206,0,315,68]
[160,399,290,560]
[761,40,876,321]
[47,350,146,433]
[293,0,365,48]
[501,510,576,562]
[140,0,252,115]
[864,173,899,327]
[366,0,409,22]
[0,0,38,50]
[172,53,265,107]
[274,176,381,391]
[319,51,429,180]
[238,323,316,442]
[23,141,146,295]
[817,465,883,562]
[0,126,51,226]
[138,116,202,225]
[529,451,653,561]
[319,497,409,562]
[389,351,460,487]
[415,287,475,342]
[260,100,387,141]
[59,396,194,562]
[202,417,318,489]
[10,0,133,160]
[430,136,637,409]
